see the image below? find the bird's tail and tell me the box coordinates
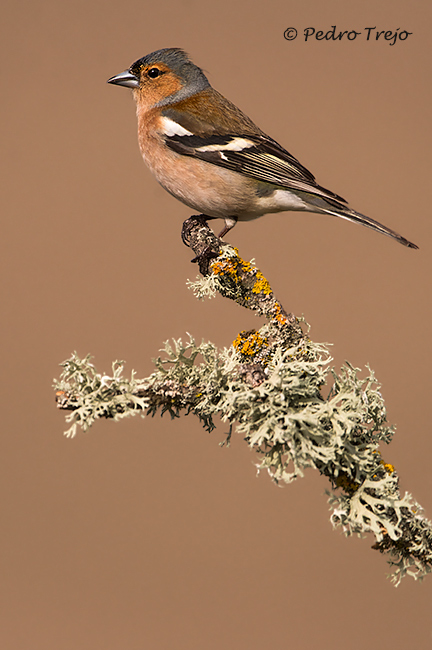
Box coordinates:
[314,201,418,249]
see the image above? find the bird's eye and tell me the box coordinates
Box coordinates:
[148,67,161,79]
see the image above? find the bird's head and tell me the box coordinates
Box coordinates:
[107,48,210,108]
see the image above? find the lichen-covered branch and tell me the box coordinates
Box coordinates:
[54,215,432,586]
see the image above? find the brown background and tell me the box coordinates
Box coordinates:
[2,0,431,648]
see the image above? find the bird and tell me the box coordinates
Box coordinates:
[107,48,418,249]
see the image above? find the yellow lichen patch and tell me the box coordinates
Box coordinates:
[233,329,268,357]
[252,270,272,296]
[240,260,253,273]
[380,460,395,474]
[210,253,276,308]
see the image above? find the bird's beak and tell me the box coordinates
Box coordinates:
[107,70,139,88]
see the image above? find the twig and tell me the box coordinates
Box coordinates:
[54,215,432,585]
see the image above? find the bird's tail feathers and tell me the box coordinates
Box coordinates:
[316,203,418,249]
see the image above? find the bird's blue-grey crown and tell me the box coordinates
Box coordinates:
[130,48,210,102]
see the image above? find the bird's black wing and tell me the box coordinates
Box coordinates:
[165,130,348,205]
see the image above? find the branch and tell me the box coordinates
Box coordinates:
[54,215,432,586]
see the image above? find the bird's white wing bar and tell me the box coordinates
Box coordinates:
[160,116,194,137]
[195,137,255,152]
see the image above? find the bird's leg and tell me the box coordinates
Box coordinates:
[217,216,238,239]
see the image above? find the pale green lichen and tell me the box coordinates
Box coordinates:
[54,330,432,586]
[55,355,150,438]
[186,274,221,300]
[53,237,431,586]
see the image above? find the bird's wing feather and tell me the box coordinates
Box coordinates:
[162,118,348,205]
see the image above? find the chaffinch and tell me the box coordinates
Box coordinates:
[108,48,417,248]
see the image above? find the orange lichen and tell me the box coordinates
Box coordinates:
[211,257,239,280]
[211,253,272,299]
[270,302,289,326]
[232,330,268,357]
